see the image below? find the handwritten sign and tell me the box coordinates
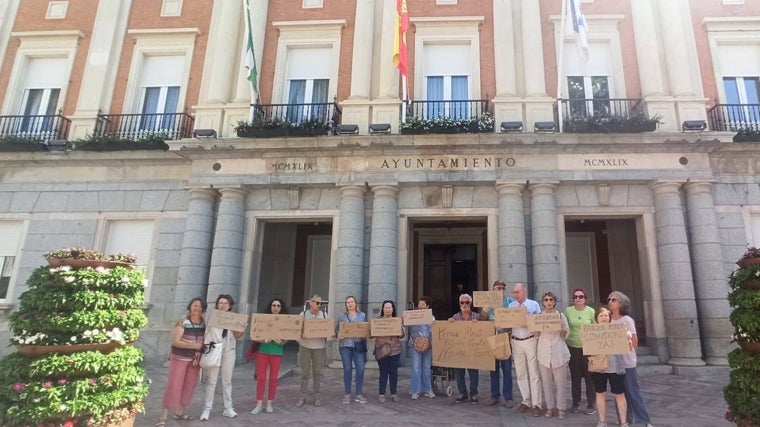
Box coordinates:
[402,309,434,326]
[494,307,528,328]
[431,320,495,371]
[371,317,404,337]
[302,318,334,339]
[473,290,504,308]
[337,321,370,339]
[206,309,248,332]
[580,323,630,355]
[487,332,512,360]
[527,313,562,332]
[250,314,303,341]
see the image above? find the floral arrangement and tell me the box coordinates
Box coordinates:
[0,249,149,426]
[108,253,138,263]
[399,113,495,134]
[739,246,760,261]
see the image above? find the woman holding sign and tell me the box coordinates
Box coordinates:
[449,293,480,404]
[408,296,436,400]
[608,291,653,427]
[200,294,244,421]
[250,298,287,415]
[565,288,596,415]
[374,300,404,403]
[337,296,368,404]
[589,307,629,427]
[536,291,570,419]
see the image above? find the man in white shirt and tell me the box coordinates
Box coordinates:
[296,295,327,407]
[508,283,543,417]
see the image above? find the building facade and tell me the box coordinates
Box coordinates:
[1,0,759,367]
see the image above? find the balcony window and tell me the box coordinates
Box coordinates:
[140,86,180,131]
[567,75,610,117]
[723,77,760,129]
[286,78,329,122]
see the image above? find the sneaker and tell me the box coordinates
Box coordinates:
[295,398,305,407]
[532,406,542,417]
[557,410,566,420]
[222,408,237,418]
[424,391,436,399]
[570,403,580,413]
[586,406,597,415]
[250,405,262,415]
[391,394,400,402]
[411,393,419,400]
[313,398,322,407]
[355,394,368,404]
[455,394,469,403]
[517,403,531,413]
[596,422,608,427]
[544,409,552,418]
[470,395,479,404]
[621,423,630,427]
[505,400,514,409]
[485,397,499,406]
[265,403,273,413]
[342,395,351,404]
[378,395,386,403]
[199,409,210,421]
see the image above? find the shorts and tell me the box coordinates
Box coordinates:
[591,372,625,394]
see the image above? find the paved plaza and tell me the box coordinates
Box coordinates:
[137,349,730,427]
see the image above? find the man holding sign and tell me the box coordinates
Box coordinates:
[480,280,515,408]
[296,295,327,408]
[509,283,543,417]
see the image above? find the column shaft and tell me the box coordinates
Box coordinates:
[334,185,367,312]
[349,0,374,100]
[376,0,400,99]
[651,181,705,366]
[208,188,247,303]
[521,0,547,97]
[657,0,694,96]
[200,0,243,104]
[630,0,665,96]
[529,183,561,297]
[368,184,399,312]
[493,0,517,96]
[496,181,527,284]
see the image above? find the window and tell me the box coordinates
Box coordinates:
[723,77,760,128]
[104,219,155,276]
[136,56,183,132]
[561,42,618,118]
[567,75,610,117]
[0,221,24,301]
[423,44,470,119]
[16,57,66,135]
[283,47,331,122]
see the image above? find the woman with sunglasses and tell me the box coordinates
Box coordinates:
[337,295,368,404]
[200,294,244,421]
[250,298,287,415]
[607,291,654,427]
[564,288,597,414]
[537,291,570,419]
[590,307,629,427]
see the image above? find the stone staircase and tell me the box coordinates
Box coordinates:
[636,345,675,375]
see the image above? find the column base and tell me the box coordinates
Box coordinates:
[341,100,371,135]
[672,365,730,376]
[67,112,100,139]
[704,356,729,366]
[667,357,706,367]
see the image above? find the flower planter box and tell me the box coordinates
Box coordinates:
[16,341,130,357]
[289,127,329,137]
[47,258,133,269]
[738,340,760,354]
[76,142,168,151]
[0,142,46,152]
[733,133,760,143]
[736,257,760,269]
[237,128,289,138]
[740,280,760,290]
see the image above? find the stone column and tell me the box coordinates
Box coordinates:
[207,187,247,302]
[372,0,402,132]
[200,0,243,105]
[367,184,399,311]
[342,0,375,134]
[529,182,561,298]
[657,0,695,97]
[493,0,517,97]
[520,0,546,97]
[651,181,705,366]
[175,188,217,317]
[496,181,528,284]
[685,181,730,366]
[334,184,367,312]
[630,0,665,97]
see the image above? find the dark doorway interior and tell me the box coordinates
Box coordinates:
[423,244,478,320]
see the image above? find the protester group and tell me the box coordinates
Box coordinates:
[155,284,654,427]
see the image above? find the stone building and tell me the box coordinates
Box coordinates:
[0,0,759,367]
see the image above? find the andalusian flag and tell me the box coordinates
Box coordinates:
[569,0,589,61]
[244,0,258,91]
[392,0,409,77]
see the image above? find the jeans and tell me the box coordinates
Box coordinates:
[339,346,366,395]
[455,368,478,397]
[490,357,513,400]
[623,367,652,424]
[568,345,595,406]
[377,354,400,395]
[409,348,433,394]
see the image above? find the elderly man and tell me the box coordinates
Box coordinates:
[296,295,327,407]
[481,280,515,408]
[509,283,543,417]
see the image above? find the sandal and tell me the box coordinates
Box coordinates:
[173,414,194,420]
[154,420,166,427]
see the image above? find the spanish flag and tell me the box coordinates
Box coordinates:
[393,0,409,77]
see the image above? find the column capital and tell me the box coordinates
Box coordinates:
[338,183,367,199]
[187,187,217,201]
[495,180,526,195]
[528,181,558,196]
[650,180,684,194]
[369,183,399,198]
[684,180,715,196]
[218,187,247,200]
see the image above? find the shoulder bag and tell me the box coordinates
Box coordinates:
[200,342,222,369]
[412,336,431,353]
[588,354,609,372]
[373,341,392,360]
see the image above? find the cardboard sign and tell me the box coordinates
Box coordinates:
[473,290,504,308]
[371,317,404,336]
[250,314,303,341]
[487,332,512,360]
[580,323,630,355]
[431,320,495,371]
[494,307,528,328]
[337,321,371,339]
[206,309,248,333]
[527,313,562,332]
[402,309,434,326]
[302,318,334,339]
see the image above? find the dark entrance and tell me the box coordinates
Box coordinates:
[423,244,479,319]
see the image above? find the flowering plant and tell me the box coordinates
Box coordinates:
[399,113,495,134]
[44,247,104,261]
[108,253,138,263]
[740,246,760,261]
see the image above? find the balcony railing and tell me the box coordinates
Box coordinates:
[557,98,658,133]
[404,99,491,120]
[94,112,194,140]
[707,103,760,132]
[0,114,71,140]
[252,101,342,135]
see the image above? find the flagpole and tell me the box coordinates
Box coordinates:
[243,0,258,122]
[557,0,569,133]
[402,75,407,121]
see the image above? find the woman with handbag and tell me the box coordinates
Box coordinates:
[251,298,287,415]
[537,291,571,419]
[373,300,404,403]
[156,297,206,427]
[408,296,436,400]
[337,295,368,404]
[199,294,244,421]
[588,307,629,427]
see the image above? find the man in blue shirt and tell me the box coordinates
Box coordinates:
[509,283,543,417]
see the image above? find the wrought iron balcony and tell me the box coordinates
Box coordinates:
[0,114,71,140]
[707,103,760,132]
[94,112,194,140]
[557,98,658,133]
[404,99,490,121]
[247,101,342,136]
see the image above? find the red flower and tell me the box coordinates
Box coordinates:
[42,381,52,388]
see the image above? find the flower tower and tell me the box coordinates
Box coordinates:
[0,248,149,427]
[725,246,760,426]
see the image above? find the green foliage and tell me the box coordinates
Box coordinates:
[729,264,760,289]
[399,113,495,134]
[563,112,663,133]
[73,133,170,151]
[235,116,331,137]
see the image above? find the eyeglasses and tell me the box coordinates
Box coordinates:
[607,298,618,303]
[271,303,281,307]
[460,301,471,305]
[543,298,554,302]
[310,300,321,305]
[573,295,585,300]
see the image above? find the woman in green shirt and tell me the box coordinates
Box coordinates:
[565,288,597,414]
[250,298,287,415]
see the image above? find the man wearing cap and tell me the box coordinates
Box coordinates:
[481,280,515,408]
[509,283,543,417]
[296,295,327,407]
